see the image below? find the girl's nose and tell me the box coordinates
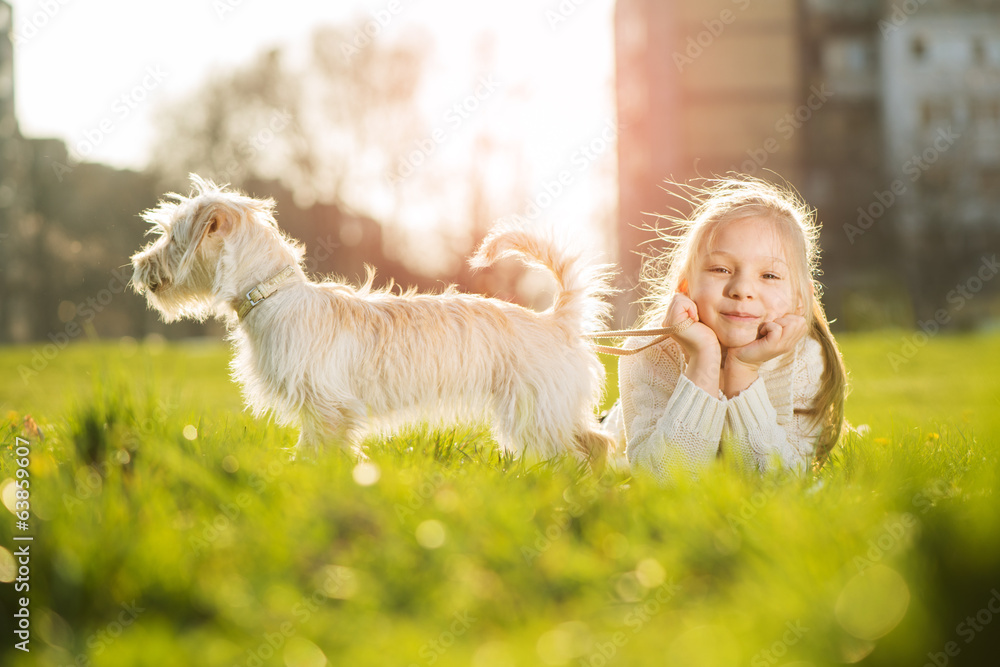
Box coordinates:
[727,275,755,300]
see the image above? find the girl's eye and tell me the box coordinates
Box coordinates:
[709,267,730,274]
[762,273,781,280]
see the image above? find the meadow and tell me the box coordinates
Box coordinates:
[0,331,999,666]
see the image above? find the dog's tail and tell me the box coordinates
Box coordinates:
[469,218,614,332]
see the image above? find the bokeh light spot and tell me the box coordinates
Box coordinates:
[835,564,910,641]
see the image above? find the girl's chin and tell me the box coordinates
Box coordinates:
[716,330,759,350]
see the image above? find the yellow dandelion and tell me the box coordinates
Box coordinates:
[874,437,890,446]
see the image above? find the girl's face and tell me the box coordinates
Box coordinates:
[682,215,797,350]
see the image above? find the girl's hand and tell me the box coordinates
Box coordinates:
[662,294,720,360]
[728,314,808,370]
[664,294,722,395]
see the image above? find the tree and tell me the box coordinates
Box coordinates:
[149,23,430,213]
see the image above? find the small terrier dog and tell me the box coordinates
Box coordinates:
[131,176,615,465]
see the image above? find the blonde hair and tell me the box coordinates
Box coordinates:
[639,174,847,469]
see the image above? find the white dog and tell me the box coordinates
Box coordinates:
[130,176,615,465]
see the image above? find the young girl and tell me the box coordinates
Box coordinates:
[605,176,846,484]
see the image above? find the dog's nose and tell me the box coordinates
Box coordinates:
[147,276,171,293]
[133,261,168,294]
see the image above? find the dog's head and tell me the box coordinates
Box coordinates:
[130,174,304,322]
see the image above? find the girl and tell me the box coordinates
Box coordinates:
[606,176,847,484]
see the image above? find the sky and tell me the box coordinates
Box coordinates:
[9,0,619,270]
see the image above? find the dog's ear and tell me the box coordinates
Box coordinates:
[195,201,239,241]
[205,209,229,237]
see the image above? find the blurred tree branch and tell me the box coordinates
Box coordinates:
[149,23,430,212]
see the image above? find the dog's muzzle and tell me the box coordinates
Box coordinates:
[132,259,169,294]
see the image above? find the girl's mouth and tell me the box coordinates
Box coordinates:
[721,312,760,323]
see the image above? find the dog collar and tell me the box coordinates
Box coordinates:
[237,266,296,321]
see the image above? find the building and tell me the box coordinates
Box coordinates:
[799,0,893,329]
[0,0,34,342]
[817,0,1000,323]
[881,9,1000,300]
[614,0,803,324]
[614,0,1000,327]
[881,8,1000,226]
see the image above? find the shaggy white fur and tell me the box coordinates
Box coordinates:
[131,175,616,465]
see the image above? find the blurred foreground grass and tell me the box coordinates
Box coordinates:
[0,331,998,666]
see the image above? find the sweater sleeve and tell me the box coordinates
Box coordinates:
[619,337,728,484]
[722,335,826,474]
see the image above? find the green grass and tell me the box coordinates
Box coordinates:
[0,332,998,666]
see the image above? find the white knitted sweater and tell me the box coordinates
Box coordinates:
[603,333,826,484]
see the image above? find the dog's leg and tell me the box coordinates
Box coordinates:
[295,425,323,460]
[296,401,365,459]
[490,382,538,458]
[574,428,615,474]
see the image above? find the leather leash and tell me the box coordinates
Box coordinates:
[584,317,695,356]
